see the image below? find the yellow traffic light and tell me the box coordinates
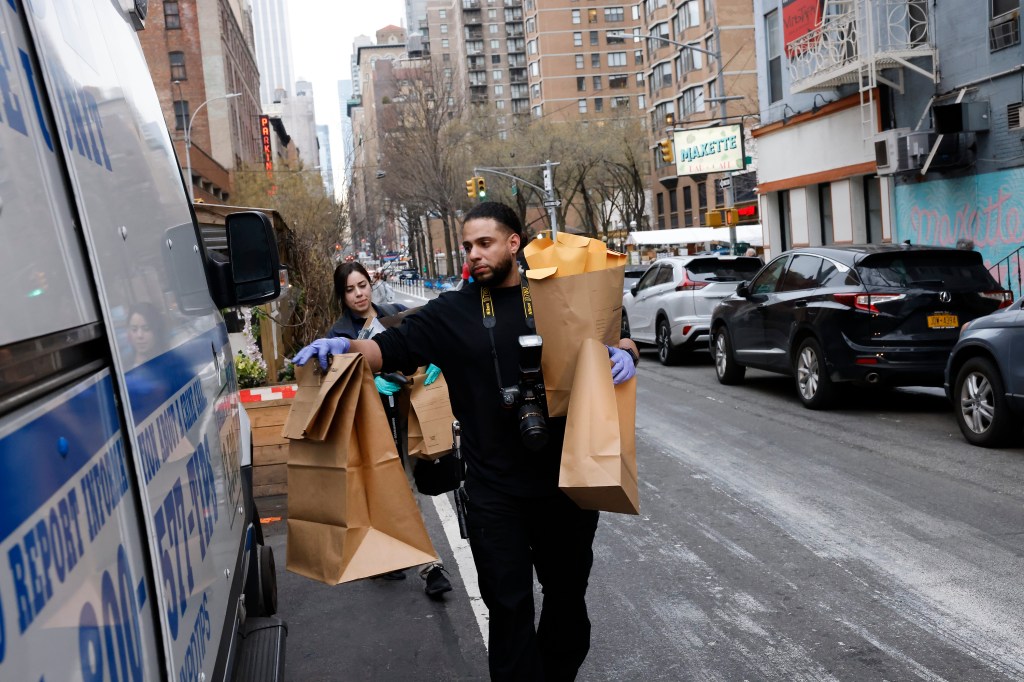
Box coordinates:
[476,176,487,199]
[659,139,673,163]
[466,178,477,199]
[725,208,739,225]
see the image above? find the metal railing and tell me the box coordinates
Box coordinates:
[989,245,1024,300]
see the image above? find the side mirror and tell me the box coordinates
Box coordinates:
[206,211,281,308]
[736,282,750,297]
[630,284,639,297]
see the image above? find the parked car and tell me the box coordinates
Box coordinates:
[398,268,419,281]
[622,255,763,364]
[944,296,1024,447]
[623,264,650,295]
[710,245,1012,409]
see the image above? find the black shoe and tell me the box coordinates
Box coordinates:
[423,565,453,598]
[373,569,407,581]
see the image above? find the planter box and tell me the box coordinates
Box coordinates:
[244,392,295,497]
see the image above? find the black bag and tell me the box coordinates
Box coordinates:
[413,453,463,496]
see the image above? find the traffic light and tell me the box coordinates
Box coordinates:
[476,176,487,199]
[659,139,673,163]
[466,178,477,199]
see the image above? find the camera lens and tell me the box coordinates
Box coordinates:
[518,403,549,451]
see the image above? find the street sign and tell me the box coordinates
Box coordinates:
[719,177,732,188]
[543,200,560,208]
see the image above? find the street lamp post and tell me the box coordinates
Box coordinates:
[608,31,744,248]
[174,81,241,202]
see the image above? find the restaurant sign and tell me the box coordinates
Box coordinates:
[673,124,746,177]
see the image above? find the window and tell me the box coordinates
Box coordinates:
[488,8,497,18]
[439,8,446,18]
[578,99,588,113]
[680,0,700,28]
[495,84,505,96]
[636,72,645,86]
[574,32,583,46]
[440,23,448,33]
[491,39,501,49]
[680,85,705,116]
[656,194,665,228]
[609,74,628,89]
[576,54,584,68]
[607,51,627,66]
[531,83,541,98]
[993,0,1019,17]
[652,61,672,90]
[750,256,788,294]
[590,31,599,45]
[169,51,186,81]
[164,1,180,29]
[490,23,499,33]
[572,8,581,23]
[528,39,537,54]
[532,105,542,116]
[496,100,507,109]
[819,183,834,245]
[779,255,822,292]
[635,49,644,65]
[173,99,189,130]
[766,10,783,104]
[592,75,603,90]
[443,52,451,62]
[595,97,603,112]
[577,76,587,92]
[588,8,599,23]
[637,94,645,109]
[607,31,625,44]
[637,264,663,291]
[605,7,624,22]
[492,54,501,64]
[530,61,539,76]
[632,5,640,20]
[492,70,503,81]
[591,53,601,67]
[441,38,450,48]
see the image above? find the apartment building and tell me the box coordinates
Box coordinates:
[524,0,646,123]
[140,0,263,203]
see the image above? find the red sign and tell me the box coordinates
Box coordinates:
[260,115,273,176]
[782,0,823,57]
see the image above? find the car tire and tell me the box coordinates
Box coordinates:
[954,357,1017,447]
[621,311,630,338]
[793,337,836,410]
[713,326,745,384]
[656,317,682,366]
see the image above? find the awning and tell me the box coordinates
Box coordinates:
[626,224,763,247]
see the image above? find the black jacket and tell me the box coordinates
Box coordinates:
[374,282,565,497]
[326,302,406,340]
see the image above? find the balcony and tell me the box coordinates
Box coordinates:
[508,55,526,67]
[466,28,483,40]
[463,0,479,8]
[788,0,937,92]
[506,26,524,38]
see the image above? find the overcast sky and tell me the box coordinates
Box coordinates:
[287,0,407,198]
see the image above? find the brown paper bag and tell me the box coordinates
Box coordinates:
[559,338,639,515]
[407,370,455,460]
[526,265,624,416]
[283,355,437,584]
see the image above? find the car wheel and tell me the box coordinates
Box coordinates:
[621,311,630,338]
[713,327,745,384]
[954,357,1017,447]
[656,317,682,365]
[794,337,836,409]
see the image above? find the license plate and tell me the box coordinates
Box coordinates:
[927,313,959,329]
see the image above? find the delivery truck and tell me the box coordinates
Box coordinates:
[0,0,286,679]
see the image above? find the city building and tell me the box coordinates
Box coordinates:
[139,0,263,203]
[317,124,335,197]
[251,0,295,107]
[264,79,319,169]
[338,79,355,188]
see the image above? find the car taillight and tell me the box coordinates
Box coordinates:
[979,290,1013,308]
[676,274,709,291]
[833,292,906,313]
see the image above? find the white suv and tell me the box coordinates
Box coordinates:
[622,255,763,364]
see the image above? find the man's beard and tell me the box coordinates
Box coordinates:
[475,252,515,285]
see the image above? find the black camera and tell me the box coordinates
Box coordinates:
[498,334,549,451]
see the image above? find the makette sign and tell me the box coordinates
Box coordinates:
[673,124,746,177]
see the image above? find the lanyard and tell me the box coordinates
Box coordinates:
[479,280,535,388]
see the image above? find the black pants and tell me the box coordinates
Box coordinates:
[465,477,600,681]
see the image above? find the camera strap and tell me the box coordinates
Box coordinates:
[479,279,535,388]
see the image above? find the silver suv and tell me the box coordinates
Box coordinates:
[622,255,763,364]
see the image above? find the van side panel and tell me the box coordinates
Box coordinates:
[19,2,247,679]
[0,371,162,680]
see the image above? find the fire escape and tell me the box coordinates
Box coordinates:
[786,0,937,147]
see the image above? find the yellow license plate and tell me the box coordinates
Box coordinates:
[927,313,959,329]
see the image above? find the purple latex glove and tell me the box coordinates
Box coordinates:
[292,337,350,370]
[606,345,636,385]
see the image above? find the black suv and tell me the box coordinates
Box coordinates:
[710,245,1012,409]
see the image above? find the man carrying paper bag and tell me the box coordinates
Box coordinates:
[282,354,437,585]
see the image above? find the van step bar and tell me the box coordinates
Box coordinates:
[232,617,287,682]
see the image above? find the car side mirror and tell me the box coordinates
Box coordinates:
[206,211,281,308]
[736,282,750,297]
[630,284,639,297]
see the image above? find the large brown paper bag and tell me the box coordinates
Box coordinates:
[407,369,455,460]
[283,355,437,584]
[559,338,639,515]
[526,265,624,416]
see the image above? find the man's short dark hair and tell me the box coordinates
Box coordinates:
[463,201,523,239]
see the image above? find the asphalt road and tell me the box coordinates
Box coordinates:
[264,299,1024,681]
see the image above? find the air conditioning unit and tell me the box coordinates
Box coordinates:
[875,129,976,175]
[989,14,1020,51]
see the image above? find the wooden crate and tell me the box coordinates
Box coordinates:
[247,398,293,497]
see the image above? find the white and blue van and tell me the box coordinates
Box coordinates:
[0,1,286,679]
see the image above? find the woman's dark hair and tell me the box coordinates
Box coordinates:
[333,262,372,311]
[127,301,167,339]
[463,201,524,238]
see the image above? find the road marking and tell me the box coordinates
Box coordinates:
[432,494,489,648]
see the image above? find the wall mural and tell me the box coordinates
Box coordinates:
[895,168,1024,295]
